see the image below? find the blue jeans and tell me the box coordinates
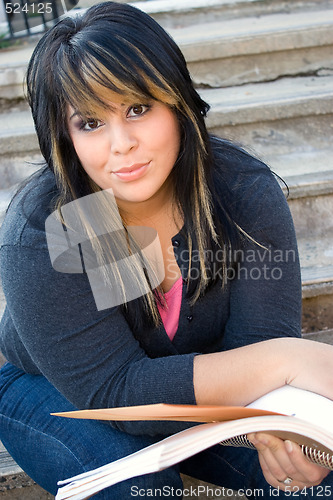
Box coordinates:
[0,362,332,499]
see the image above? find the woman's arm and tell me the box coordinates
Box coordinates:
[194,337,333,406]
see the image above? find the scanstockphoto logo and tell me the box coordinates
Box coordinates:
[5,0,79,36]
[45,189,165,311]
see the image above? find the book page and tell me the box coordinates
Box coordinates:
[247,386,333,434]
[56,415,333,500]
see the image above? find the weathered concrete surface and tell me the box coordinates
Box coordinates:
[0,44,34,100]
[298,235,333,330]
[188,46,333,88]
[304,329,333,345]
[0,475,53,500]
[267,151,333,187]
[176,10,333,87]
[174,10,333,59]
[0,156,41,188]
[0,107,38,157]
[289,192,333,238]
[303,295,333,333]
[135,0,333,28]
[203,75,333,129]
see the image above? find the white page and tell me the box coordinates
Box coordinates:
[248,386,333,433]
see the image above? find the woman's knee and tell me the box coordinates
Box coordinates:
[0,365,184,497]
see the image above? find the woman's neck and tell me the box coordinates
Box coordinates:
[117,179,180,230]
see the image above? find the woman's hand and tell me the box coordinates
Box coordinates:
[248,433,330,491]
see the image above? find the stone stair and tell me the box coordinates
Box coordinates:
[0,0,333,497]
[173,9,333,88]
[134,0,333,27]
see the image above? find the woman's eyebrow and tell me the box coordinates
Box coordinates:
[68,102,131,121]
[69,111,81,120]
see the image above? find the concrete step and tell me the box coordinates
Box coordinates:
[299,236,333,334]
[267,150,333,190]
[269,150,333,240]
[304,328,333,344]
[286,172,333,240]
[299,234,333,296]
[0,100,42,189]
[0,44,35,100]
[173,9,333,88]
[134,0,333,28]
[0,102,37,157]
[202,74,333,157]
[271,156,333,333]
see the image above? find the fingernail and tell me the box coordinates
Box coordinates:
[285,440,293,453]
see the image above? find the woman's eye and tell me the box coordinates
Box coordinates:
[128,104,149,117]
[81,118,103,131]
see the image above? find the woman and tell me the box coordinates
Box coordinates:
[0,2,332,498]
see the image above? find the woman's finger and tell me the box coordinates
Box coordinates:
[248,433,329,490]
[282,439,330,485]
[250,433,298,486]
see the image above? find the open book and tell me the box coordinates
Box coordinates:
[53,386,333,500]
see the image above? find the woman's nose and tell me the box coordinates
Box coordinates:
[109,124,138,155]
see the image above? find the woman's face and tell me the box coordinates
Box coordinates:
[67,97,181,211]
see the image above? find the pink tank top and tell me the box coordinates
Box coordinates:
[157,276,183,341]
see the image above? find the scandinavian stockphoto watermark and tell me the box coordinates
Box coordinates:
[45,189,165,311]
[45,189,297,310]
[166,246,297,283]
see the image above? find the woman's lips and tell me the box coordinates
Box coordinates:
[112,162,150,181]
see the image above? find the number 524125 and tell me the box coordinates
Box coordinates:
[6,3,53,14]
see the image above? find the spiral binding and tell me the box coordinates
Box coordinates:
[219,435,333,470]
[301,445,333,470]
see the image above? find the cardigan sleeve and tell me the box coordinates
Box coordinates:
[221,166,302,350]
[0,242,196,436]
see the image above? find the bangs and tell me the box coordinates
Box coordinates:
[57,38,178,117]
